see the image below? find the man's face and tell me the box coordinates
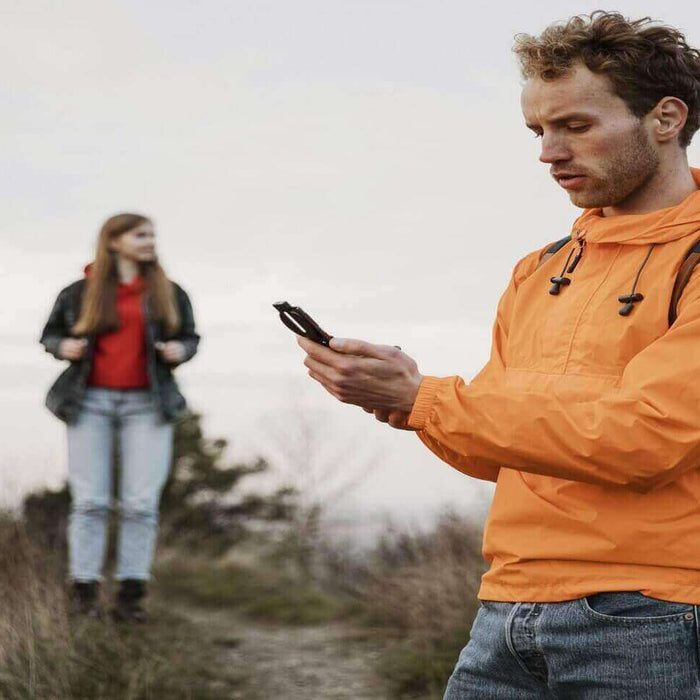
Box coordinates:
[521,62,660,210]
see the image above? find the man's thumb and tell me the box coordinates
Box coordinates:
[329,337,388,359]
[329,337,346,352]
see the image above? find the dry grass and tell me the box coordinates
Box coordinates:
[252,508,486,699]
[154,554,358,625]
[355,513,486,699]
[0,494,487,700]
[0,513,246,700]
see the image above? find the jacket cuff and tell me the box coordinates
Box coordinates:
[182,338,199,362]
[407,376,443,430]
[42,336,62,359]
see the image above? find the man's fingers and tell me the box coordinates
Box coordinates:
[303,356,343,387]
[373,409,391,423]
[388,412,413,430]
[308,370,342,401]
[298,336,400,375]
[329,337,397,360]
[372,409,415,431]
[297,336,339,363]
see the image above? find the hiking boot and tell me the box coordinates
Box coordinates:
[69,580,103,619]
[111,579,148,624]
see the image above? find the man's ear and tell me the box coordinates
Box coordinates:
[650,97,689,144]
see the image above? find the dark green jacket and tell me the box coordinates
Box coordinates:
[40,279,199,423]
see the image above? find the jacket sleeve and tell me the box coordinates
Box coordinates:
[39,288,70,360]
[408,265,700,493]
[415,249,545,484]
[172,284,200,364]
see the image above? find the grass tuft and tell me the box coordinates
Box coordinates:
[0,513,248,700]
[355,513,485,699]
[155,558,359,625]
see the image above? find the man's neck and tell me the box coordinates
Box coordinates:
[602,157,697,217]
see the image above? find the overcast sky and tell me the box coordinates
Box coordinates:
[2,1,700,532]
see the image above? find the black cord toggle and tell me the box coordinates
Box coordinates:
[549,276,571,295]
[618,293,644,316]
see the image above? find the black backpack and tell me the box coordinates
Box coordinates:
[538,235,700,325]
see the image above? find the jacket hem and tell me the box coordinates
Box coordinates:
[479,576,700,606]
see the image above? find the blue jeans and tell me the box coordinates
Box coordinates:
[444,592,700,699]
[66,388,173,582]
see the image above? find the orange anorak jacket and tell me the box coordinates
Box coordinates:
[408,168,700,604]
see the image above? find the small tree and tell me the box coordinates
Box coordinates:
[159,412,296,553]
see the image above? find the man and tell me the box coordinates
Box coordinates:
[298,11,700,699]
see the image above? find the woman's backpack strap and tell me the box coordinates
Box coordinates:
[669,236,700,326]
[536,235,572,269]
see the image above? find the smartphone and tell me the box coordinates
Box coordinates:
[273,301,333,347]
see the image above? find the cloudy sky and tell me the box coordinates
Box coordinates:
[2,1,700,531]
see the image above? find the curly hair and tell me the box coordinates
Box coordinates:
[513,11,700,148]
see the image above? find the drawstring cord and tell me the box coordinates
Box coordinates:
[549,232,585,295]
[547,234,655,318]
[618,244,656,316]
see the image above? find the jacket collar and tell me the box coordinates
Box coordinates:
[572,167,700,245]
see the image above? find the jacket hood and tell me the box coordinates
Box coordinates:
[572,167,700,245]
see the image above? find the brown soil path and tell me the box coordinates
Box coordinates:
[182,606,391,699]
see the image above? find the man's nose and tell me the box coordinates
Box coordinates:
[539,134,570,164]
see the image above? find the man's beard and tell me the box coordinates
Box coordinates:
[569,123,660,209]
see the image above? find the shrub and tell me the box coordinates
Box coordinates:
[358,513,486,699]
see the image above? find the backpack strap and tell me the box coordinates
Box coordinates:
[669,236,700,326]
[536,235,572,269]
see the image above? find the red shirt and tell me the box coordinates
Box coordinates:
[88,276,149,389]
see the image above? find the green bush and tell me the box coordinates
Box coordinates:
[155,558,358,626]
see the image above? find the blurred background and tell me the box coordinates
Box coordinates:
[2,1,700,698]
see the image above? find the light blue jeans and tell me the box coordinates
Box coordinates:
[66,387,173,582]
[444,592,700,698]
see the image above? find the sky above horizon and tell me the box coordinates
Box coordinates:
[2,0,700,533]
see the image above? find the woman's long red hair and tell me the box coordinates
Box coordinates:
[72,213,180,336]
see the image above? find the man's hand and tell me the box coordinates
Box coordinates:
[59,338,88,361]
[155,341,186,364]
[297,336,423,423]
[362,406,414,430]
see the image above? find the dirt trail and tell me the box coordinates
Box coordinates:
[182,606,391,699]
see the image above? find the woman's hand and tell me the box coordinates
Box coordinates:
[59,338,88,361]
[155,341,186,364]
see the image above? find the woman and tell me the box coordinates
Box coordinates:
[40,213,199,622]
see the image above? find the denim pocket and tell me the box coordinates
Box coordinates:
[580,591,694,623]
